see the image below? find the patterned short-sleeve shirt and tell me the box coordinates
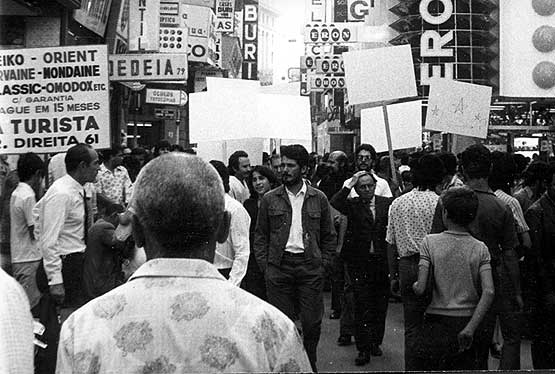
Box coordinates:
[94,164,133,205]
[386,189,440,257]
[56,258,311,373]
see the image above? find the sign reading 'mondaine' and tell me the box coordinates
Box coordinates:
[0,45,110,154]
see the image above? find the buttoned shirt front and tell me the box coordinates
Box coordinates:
[34,174,86,285]
[285,182,307,253]
[10,182,40,263]
[386,189,439,257]
[56,258,312,373]
[95,163,133,205]
[214,194,251,286]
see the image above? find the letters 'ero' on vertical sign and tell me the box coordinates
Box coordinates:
[242,0,258,80]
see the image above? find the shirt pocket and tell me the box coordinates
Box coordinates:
[268,209,286,231]
[307,210,321,231]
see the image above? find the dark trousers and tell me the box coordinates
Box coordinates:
[413,314,478,371]
[61,252,85,308]
[347,254,389,352]
[330,253,344,312]
[475,263,521,370]
[399,254,429,371]
[340,264,356,337]
[531,302,555,368]
[266,253,324,372]
[242,256,267,301]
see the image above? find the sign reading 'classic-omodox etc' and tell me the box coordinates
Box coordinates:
[0,45,110,154]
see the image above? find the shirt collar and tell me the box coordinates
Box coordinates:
[128,258,226,282]
[18,182,34,194]
[61,174,85,194]
[286,180,307,198]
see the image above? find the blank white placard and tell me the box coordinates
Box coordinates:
[343,44,417,105]
[361,100,422,152]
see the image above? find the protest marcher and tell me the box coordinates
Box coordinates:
[82,194,125,302]
[386,154,445,371]
[34,144,100,318]
[209,160,251,286]
[0,168,18,273]
[56,154,312,373]
[437,152,465,192]
[344,144,393,198]
[254,144,337,372]
[412,187,494,370]
[331,171,392,365]
[95,144,133,206]
[228,150,252,204]
[10,153,44,311]
[242,165,280,300]
[524,162,555,369]
[0,267,34,374]
[376,155,402,198]
[153,139,170,157]
[513,161,549,214]
[432,144,522,370]
[270,152,283,179]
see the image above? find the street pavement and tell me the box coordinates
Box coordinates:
[317,291,533,372]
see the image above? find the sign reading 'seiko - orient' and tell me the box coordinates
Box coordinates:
[0,45,110,154]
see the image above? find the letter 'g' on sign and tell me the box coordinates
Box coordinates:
[420,0,453,25]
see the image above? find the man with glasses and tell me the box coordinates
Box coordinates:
[344,144,392,198]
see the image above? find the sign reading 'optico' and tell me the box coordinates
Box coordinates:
[0,45,110,154]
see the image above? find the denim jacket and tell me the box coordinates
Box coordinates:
[253,184,337,272]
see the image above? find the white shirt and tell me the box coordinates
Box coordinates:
[0,268,34,374]
[34,174,86,285]
[344,172,393,198]
[214,194,251,286]
[10,182,41,263]
[56,259,312,373]
[285,182,307,254]
[229,175,250,204]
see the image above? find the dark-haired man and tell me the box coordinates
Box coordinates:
[254,144,337,372]
[95,144,133,206]
[432,144,521,370]
[57,154,311,373]
[386,154,445,371]
[10,152,44,309]
[514,161,549,213]
[35,143,100,311]
[228,150,251,204]
[344,144,392,198]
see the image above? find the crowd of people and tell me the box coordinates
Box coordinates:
[1,138,555,373]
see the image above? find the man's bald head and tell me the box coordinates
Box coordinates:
[328,150,348,174]
[132,153,226,257]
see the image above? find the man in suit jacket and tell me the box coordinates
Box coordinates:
[331,171,392,366]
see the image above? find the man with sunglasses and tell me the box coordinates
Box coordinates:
[343,144,392,199]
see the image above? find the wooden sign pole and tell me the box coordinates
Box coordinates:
[382,102,399,188]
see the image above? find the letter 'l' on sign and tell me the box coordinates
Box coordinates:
[129,0,161,51]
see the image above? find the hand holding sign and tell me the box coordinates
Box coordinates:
[425,78,492,139]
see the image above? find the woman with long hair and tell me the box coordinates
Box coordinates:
[242,165,280,300]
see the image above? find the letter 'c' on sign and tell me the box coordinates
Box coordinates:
[419,0,453,25]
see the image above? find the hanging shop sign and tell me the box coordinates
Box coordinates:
[215,0,235,33]
[315,55,344,74]
[146,89,187,105]
[74,0,114,37]
[0,45,110,154]
[242,0,258,80]
[306,0,331,23]
[129,0,161,51]
[108,53,187,81]
[309,74,346,90]
[389,0,497,97]
[304,23,358,44]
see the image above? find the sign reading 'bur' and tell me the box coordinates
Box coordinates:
[425,78,492,139]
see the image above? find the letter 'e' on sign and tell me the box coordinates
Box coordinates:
[343,44,417,105]
[424,78,492,139]
[129,0,161,51]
